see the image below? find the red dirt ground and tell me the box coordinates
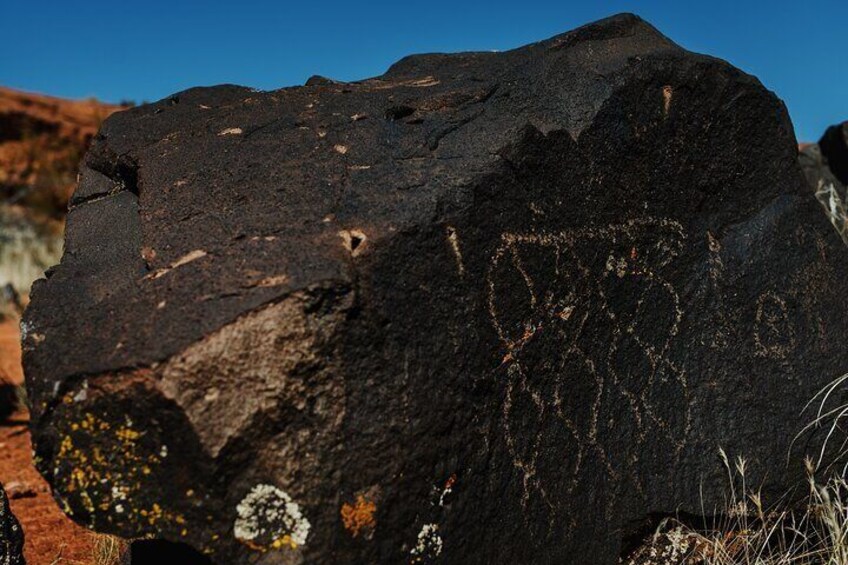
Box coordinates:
[1,318,97,564]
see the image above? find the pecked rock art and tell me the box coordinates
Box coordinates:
[22,13,848,565]
[488,218,690,518]
[753,291,796,359]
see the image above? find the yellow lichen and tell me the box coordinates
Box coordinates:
[271,535,297,550]
[53,410,186,533]
[115,427,141,442]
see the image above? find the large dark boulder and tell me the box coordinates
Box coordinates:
[0,483,25,564]
[22,13,848,564]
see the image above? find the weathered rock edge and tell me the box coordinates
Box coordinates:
[23,13,848,564]
[0,483,25,565]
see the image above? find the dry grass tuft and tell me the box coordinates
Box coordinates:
[625,373,848,565]
[625,454,848,564]
[92,534,130,565]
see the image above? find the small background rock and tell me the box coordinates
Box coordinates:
[0,482,25,565]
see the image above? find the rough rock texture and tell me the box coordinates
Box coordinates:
[23,14,848,564]
[0,483,25,564]
[799,121,848,244]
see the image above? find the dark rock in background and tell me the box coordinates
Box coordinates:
[22,13,848,564]
[819,122,848,186]
[799,121,848,244]
[0,284,23,319]
[0,483,25,564]
[0,383,20,423]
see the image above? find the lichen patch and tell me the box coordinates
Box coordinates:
[341,495,377,538]
[410,523,442,562]
[234,484,311,550]
[52,404,185,531]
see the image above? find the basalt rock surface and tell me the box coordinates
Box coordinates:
[0,483,25,564]
[23,13,848,564]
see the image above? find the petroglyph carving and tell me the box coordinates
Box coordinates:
[704,231,732,349]
[487,218,690,523]
[754,291,796,358]
[445,226,465,276]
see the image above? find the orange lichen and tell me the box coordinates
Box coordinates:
[341,495,377,538]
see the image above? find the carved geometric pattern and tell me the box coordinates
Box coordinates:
[486,218,691,527]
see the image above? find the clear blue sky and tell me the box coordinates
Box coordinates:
[2,0,845,141]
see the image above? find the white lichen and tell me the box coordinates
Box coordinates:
[111,485,127,500]
[73,380,89,402]
[410,523,442,561]
[234,484,311,548]
[19,320,34,343]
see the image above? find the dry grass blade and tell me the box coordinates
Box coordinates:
[791,373,848,469]
[625,450,848,565]
[92,534,130,565]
